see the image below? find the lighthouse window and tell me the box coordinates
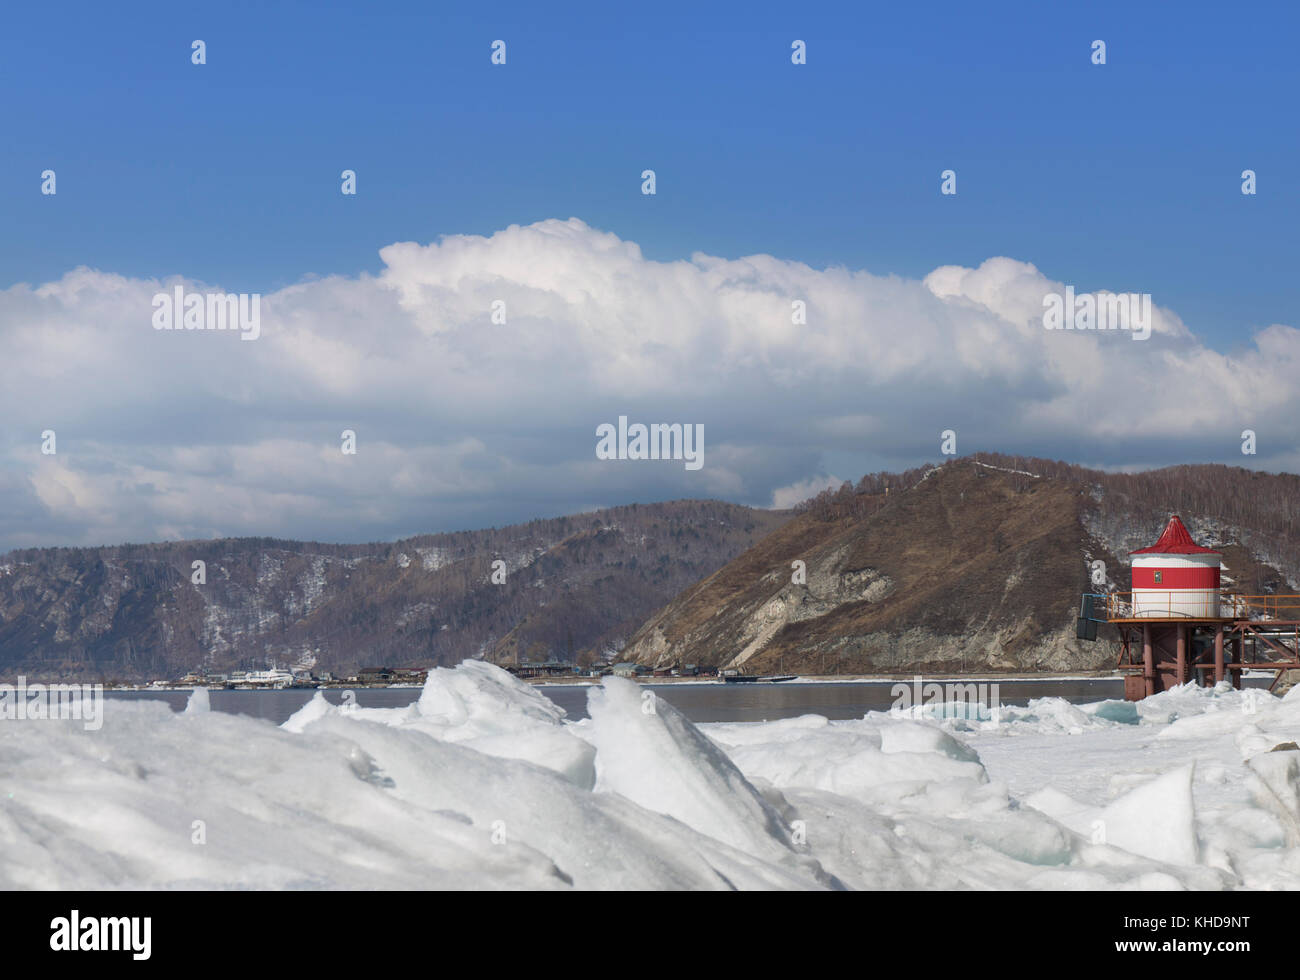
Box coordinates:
[1153,570,1162,584]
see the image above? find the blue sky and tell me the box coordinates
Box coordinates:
[5,0,1296,348]
[2,1,1299,550]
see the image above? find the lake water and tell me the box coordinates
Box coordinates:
[96,676,1232,726]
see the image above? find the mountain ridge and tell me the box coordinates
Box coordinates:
[5,454,1299,681]
[0,499,788,680]
[620,456,1300,674]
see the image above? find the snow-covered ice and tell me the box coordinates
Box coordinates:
[4,662,1300,889]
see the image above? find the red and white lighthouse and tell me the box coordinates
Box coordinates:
[1130,515,1221,618]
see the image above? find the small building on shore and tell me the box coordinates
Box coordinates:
[506,661,578,679]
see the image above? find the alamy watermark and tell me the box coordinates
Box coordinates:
[50,910,150,960]
[1042,287,1151,341]
[0,677,103,731]
[595,416,703,471]
[890,675,1001,721]
[151,286,261,341]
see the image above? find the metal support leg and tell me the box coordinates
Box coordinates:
[1143,624,1155,697]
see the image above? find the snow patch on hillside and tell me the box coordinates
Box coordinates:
[1084,509,1300,588]
[973,461,1040,479]
[415,547,451,571]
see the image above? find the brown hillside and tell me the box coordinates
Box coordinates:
[623,460,1110,673]
[622,456,1300,675]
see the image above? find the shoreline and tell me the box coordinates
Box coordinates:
[531,670,1126,687]
[81,667,1281,692]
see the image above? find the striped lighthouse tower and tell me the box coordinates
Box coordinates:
[1130,515,1221,618]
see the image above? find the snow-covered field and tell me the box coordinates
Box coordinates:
[3,661,1300,889]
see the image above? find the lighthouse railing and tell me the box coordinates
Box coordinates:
[1095,591,1300,621]
[1223,594,1300,621]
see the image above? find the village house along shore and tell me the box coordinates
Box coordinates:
[102,659,1136,692]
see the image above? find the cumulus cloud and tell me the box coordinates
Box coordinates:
[1,217,1295,550]
[770,475,845,510]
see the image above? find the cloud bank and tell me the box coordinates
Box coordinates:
[2,217,1296,550]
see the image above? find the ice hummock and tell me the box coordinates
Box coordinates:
[4,663,1300,888]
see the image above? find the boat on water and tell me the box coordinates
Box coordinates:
[722,673,798,684]
[235,668,295,689]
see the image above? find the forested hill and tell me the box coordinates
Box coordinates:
[0,500,788,681]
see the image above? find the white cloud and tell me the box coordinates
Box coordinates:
[1,217,1295,549]
[770,474,845,510]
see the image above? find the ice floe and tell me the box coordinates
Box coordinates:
[4,663,1300,889]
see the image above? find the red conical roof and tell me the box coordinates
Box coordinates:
[1130,515,1221,555]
